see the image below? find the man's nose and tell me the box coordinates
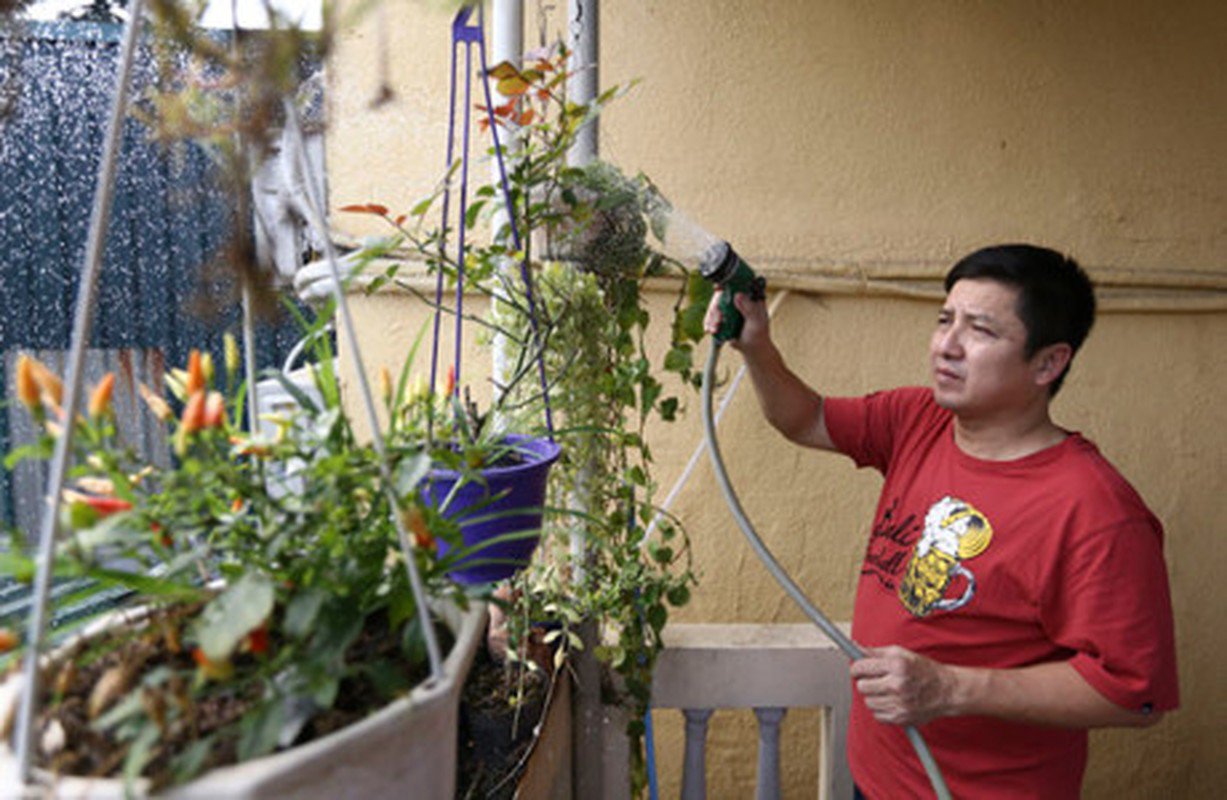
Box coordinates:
[936,325,963,357]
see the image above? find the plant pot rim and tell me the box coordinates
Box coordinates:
[0,599,488,798]
[427,433,561,481]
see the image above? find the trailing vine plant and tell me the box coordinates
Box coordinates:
[342,41,710,794]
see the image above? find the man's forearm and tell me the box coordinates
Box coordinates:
[853,646,1161,729]
[740,339,831,450]
[944,660,1160,729]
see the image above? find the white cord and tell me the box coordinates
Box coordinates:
[639,289,790,547]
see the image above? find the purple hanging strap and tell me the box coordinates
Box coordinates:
[430,6,556,440]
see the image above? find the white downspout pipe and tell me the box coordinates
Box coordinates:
[563,3,608,798]
[567,0,598,166]
[565,0,598,579]
[489,0,522,416]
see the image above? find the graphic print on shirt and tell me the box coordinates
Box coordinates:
[897,496,994,617]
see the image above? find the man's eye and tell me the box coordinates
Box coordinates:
[973,326,995,337]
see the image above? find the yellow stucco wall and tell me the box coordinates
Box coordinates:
[327,2,1226,797]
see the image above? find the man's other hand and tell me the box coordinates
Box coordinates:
[851,645,957,726]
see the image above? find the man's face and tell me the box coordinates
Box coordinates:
[929,278,1043,417]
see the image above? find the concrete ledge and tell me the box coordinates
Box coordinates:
[652,623,852,710]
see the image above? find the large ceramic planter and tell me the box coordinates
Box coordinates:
[426,434,562,585]
[0,600,487,799]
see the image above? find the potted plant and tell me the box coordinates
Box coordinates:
[0,321,487,798]
[387,360,563,587]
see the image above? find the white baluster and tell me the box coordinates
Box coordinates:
[754,707,787,800]
[681,707,715,800]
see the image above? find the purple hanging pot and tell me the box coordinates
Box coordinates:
[426,434,561,585]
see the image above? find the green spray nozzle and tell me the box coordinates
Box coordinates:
[700,242,766,343]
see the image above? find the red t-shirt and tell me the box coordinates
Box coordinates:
[824,387,1179,799]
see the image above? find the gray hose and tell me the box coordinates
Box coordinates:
[701,339,951,800]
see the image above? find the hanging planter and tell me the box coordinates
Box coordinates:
[426,434,562,586]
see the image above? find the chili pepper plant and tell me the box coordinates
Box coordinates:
[0,308,476,791]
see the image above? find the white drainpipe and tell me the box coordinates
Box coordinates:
[567,0,599,166]
[490,0,523,412]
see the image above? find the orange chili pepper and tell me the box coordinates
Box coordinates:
[88,373,115,419]
[186,350,205,395]
[444,364,456,398]
[403,505,435,551]
[138,382,173,421]
[192,648,234,681]
[26,357,63,412]
[203,391,225,429]
[15,355,40,411]
[180,390,206,434]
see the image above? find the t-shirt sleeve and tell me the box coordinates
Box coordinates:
[823,387,929,473]
[1041,517,1180,714]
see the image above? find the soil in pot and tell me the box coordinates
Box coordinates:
[9,603,454,791]
[455,642,551,800]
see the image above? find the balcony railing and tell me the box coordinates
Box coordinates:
[593,622,854,799]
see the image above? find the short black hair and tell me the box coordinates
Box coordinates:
[944,244,1096,395]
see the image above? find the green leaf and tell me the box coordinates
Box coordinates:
[627,465,647,487]
[393,451,432,497]
[308,602,363,667]
[285,588,327,640]
[646,603,668,635]
[122,723,160,794]
[171,736,214,784]
[195,572,275,662]
[365,659,412,699]
[666,585,691,607]
[464,200,486,230]
[388,582,417,631]
[237,700,285,762]
[663,347,692,373]
[410,196,435,217]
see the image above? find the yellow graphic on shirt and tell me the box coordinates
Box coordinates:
[898,496,993,617]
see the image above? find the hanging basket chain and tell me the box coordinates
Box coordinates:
[430,5,555,440]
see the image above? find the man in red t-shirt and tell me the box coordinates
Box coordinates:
[706,244,1178,798]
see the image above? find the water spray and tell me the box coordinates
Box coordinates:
[649,195,951,799]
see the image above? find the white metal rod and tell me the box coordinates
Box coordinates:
[14,0,148,781]
[280,100,445,681]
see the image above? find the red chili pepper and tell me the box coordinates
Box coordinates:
[83,496,133,516]
[151,522,172,548]
[244,625,269,655]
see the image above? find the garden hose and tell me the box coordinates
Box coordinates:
[701,337,952,800]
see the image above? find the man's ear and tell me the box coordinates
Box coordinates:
[1032,343,1073,388]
